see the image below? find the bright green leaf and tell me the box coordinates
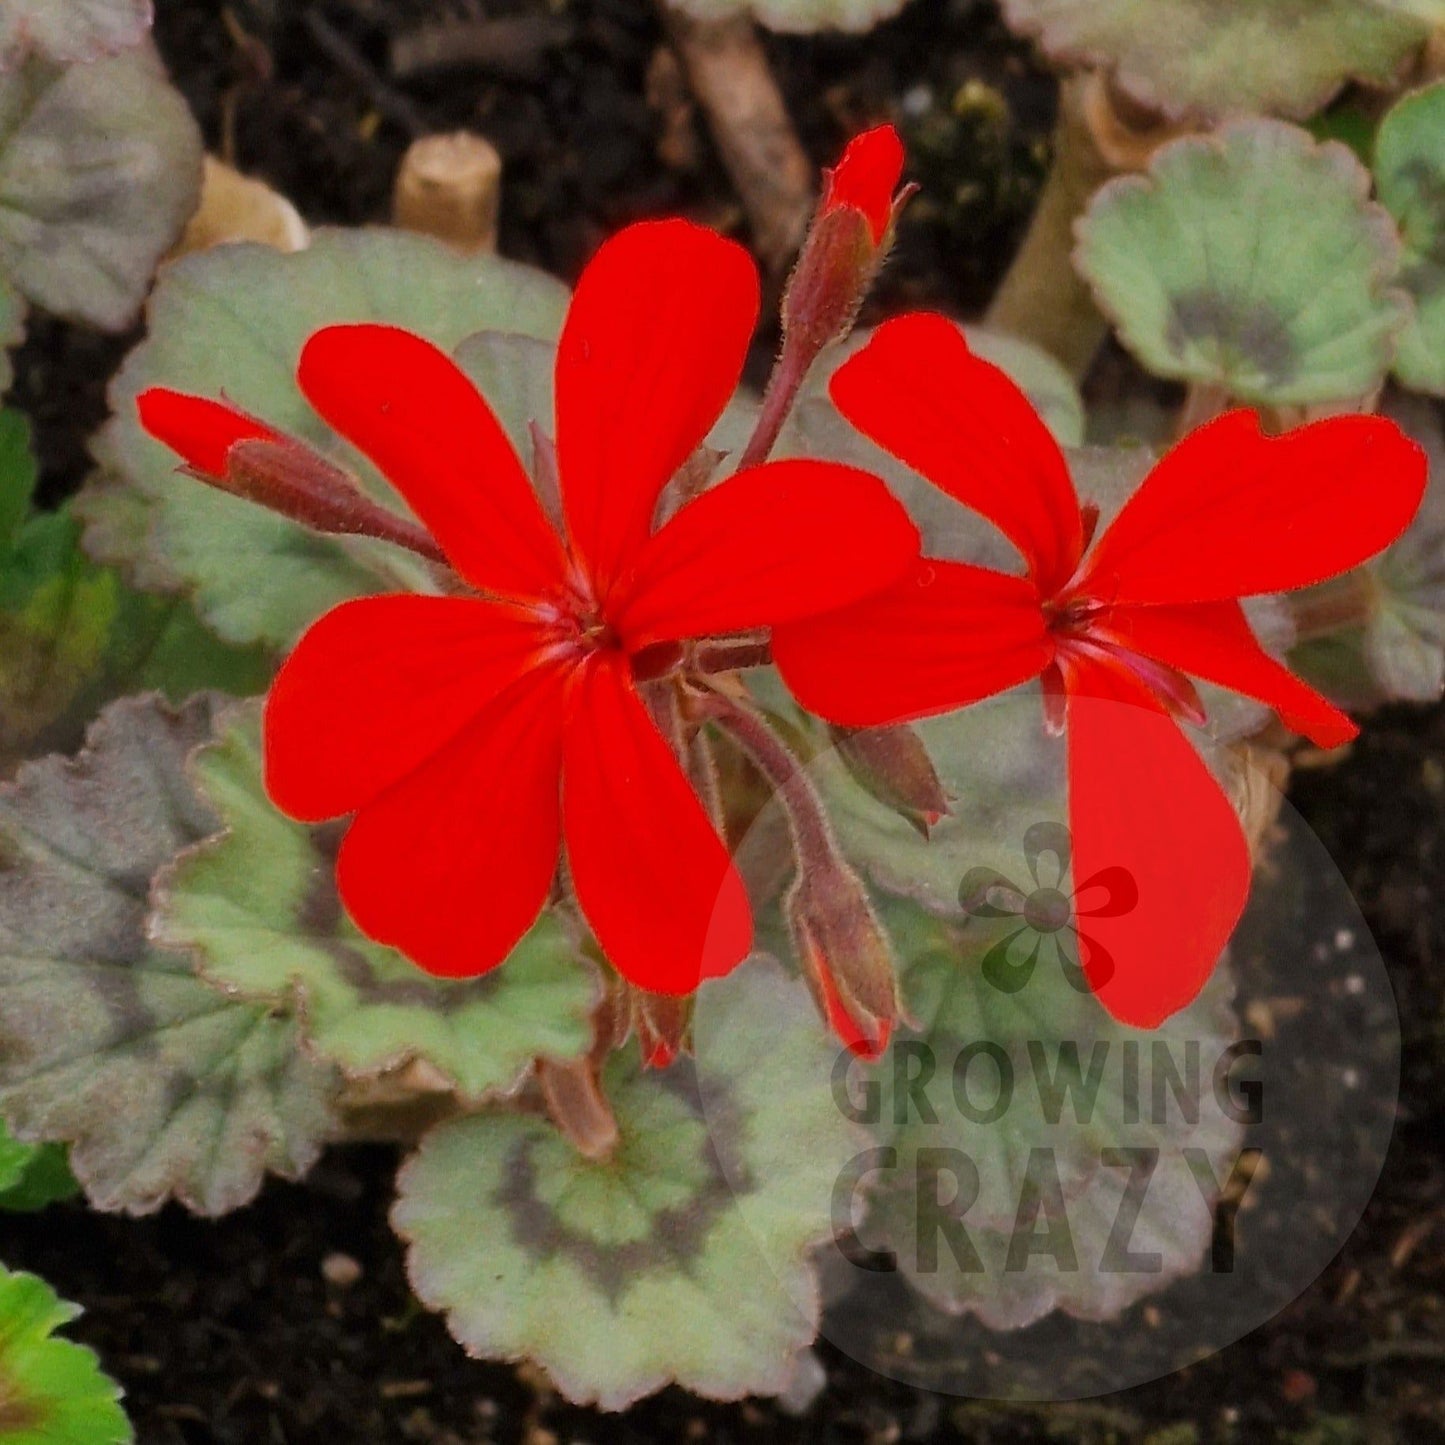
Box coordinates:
[150,700,598,1102]
[0,44,201,331]
[0,283,22,400]
[1000,0,1429,122]
[0,1117,76,1212]
[80,229,570,649]
[0,506,271,775]
[1375,80,1445,396]
[0,412,35,550]
[0,1264,131,1445]
[394,961,860,1409]
[0,0,151,70]
[0,694,340,1216]
[1077,121,1408,406]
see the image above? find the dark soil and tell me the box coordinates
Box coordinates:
[6,2,1445,1442]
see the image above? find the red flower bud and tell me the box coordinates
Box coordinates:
[631,987,693,1070]
[780,124,913,357]
[788,857,900,1061]
[821,124,906,244]
[831,723,950,837]
[137,388,447,564]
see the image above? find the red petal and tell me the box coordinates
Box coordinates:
[137,389,279,477]
[829,314,1084,594]
[562,656,752,993]
[772,559,1051,727]
[612,459,920,648]
[264,595,549,822]
[1064,658,1251,1028]
[335,667,566,978]
[823,124,904,243]
[297,324,567,601]
[1098,600,1358,750]
[555,220,760,599]
[1078,411,1428,606]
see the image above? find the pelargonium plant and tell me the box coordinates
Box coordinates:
[0,99,1435,1414]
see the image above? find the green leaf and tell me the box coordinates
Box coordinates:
[1000,0,1429,122]
[861,898,1245,1327]
[452,332,558,462]
[1076,121,1408,406]
[0,282,22,400]
[1375,81,1445,396]
[0,0,151,70]
[0,44,201,331]
[1292,396,1445,706]
[0,1118,76,1212]
[666,0,911,32]
[150,700,598,1102]
[80,229,571,649]
[0,411,35,550]
[0,694,339,1216]
[0,1263,131,1445]
[393,961,860,1409]
[0,506,271,775]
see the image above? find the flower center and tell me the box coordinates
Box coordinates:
[1023,887,1072,934]
[1044,594,1207,727]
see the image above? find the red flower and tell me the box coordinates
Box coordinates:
[821,124,907,244]
[773,313,1427,1028]
[139,220,920,994]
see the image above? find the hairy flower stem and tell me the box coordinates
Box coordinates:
[698,687,901,1052]
[737,344,814,473]
[984,77,1116,379]
[698,688,832,862]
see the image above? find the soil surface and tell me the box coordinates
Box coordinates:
[5,2,1445,1442]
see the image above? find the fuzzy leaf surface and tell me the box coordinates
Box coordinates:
[859,898,1244,1326]
[1077,122,1407,406]
[393,962,859,1409]
[0,694,339,1216]
[0,44,201,330]
[151,701,597,1102]
[1375,80,1445,396]
[0,0,151,70]
[80,231,570,649]
[1001,0,1427,122]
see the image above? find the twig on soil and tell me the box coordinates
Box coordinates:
[658,3,815,276]
[390,14,573,82]
[303,10,429,139]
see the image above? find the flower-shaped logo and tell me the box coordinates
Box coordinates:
[958,821,1138,996]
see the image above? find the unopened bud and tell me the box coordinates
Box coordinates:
[631,988,693,1070]
[136,388,447,565]
[781,124,912,355]
[831,723,949,837]
[788,857,900,1061]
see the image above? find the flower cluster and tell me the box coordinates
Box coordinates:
[138,126,1426,1058]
